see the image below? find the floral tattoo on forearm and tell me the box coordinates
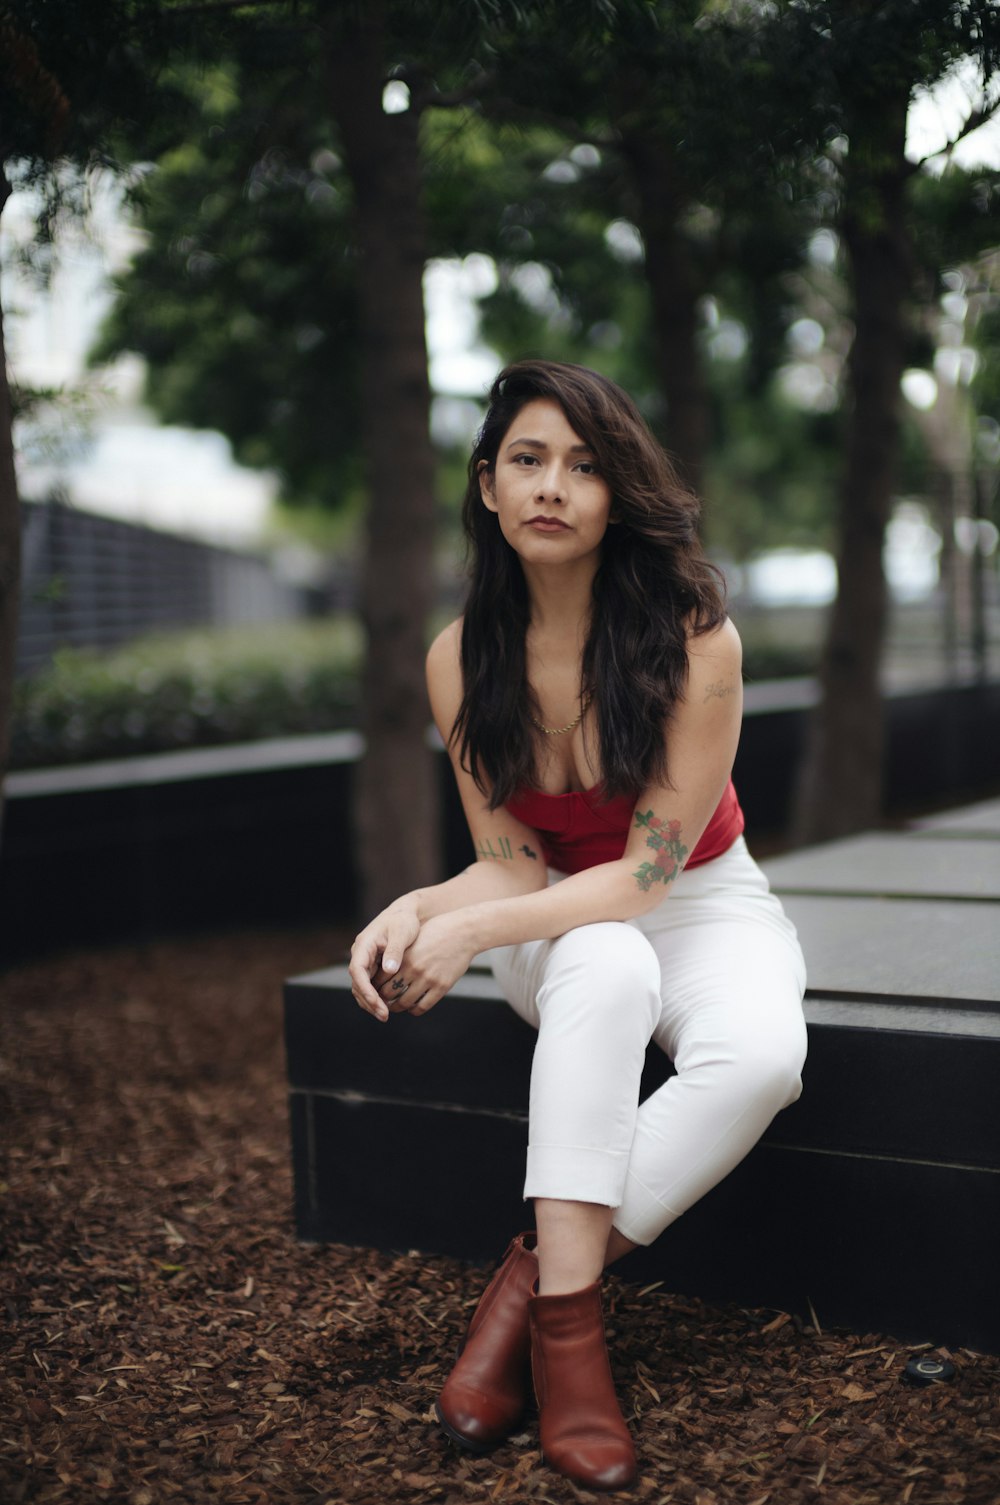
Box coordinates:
[632,809,689,892]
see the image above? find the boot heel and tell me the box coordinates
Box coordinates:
[436,1232,538,1453]
[529,1281,637,1492]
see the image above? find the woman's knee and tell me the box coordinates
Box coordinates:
[725,1025,807,1113]
[676,1014,807,1114]
[537,922,661,1029]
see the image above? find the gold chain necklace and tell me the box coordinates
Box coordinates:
[528,695,592,736]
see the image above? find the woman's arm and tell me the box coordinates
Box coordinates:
[349,856,543,1017]
[349,619,546,1017]
[376,618,743,1015]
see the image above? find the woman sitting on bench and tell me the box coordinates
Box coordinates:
[349,359,807,1492]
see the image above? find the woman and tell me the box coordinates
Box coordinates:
[349,360,807,1493]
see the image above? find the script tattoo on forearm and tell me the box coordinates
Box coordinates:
[476,836,537,862]
[703,679,737,704]
[632,809,689,892]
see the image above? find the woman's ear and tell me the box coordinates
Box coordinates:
[478,460,498,513]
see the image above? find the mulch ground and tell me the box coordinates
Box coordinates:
[1,927,998,1505]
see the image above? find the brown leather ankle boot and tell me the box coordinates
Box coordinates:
[435,1232,538,1453]
[529,1281,637,1492]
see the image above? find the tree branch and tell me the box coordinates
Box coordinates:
[483,92,620,152]
[906,94,1000,176]
[159,0,301,18]
[0,16,70,153]
[411,74,497,113]
[390,58,614,140]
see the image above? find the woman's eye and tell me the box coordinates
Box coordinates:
[514,453,539,466]
[576,461,598,475]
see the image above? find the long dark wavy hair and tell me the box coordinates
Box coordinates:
[453,360,727,809]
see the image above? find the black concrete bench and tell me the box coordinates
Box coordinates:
[284,802,1000,1353]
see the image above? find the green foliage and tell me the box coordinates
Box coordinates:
[704,395,841,557]
[11,618,363,770]
[37,0,1000,557]
[973,300,1000,422]
[909,165,1000,289]
[90,58,364,506]
[734,618,824,682]
[1,0,232,236]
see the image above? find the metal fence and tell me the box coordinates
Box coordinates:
[16,500,318,677]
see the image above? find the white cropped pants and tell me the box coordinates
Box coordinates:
[483,837,808,1247]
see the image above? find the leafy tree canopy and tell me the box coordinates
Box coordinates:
[91,58,364,507]
[75,0,1000,560]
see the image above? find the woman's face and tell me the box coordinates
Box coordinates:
[480,398,614,569]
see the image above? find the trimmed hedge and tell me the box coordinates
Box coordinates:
[11,619,362,770]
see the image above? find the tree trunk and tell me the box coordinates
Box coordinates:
[325,4,441,917]
[620,132,709,496]
[791,83,911,844]
[0,164,22,844]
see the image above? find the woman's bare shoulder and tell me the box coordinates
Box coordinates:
[426,618,464,720]
[427,617,463,674]
[686,614,742,666]
[683,616,742,712]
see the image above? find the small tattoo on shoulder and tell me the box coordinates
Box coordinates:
[703,679,736,703]
[518,844,538,860]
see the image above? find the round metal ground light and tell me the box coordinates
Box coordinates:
[903,1357,956,1386]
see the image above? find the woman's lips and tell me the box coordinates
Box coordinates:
[526,517,570,532]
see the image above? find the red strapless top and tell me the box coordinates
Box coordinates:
[505,777,744,875]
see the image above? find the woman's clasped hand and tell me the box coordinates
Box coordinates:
[349,908,478,1021]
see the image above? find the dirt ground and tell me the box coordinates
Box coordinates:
[2,927,998,1505]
